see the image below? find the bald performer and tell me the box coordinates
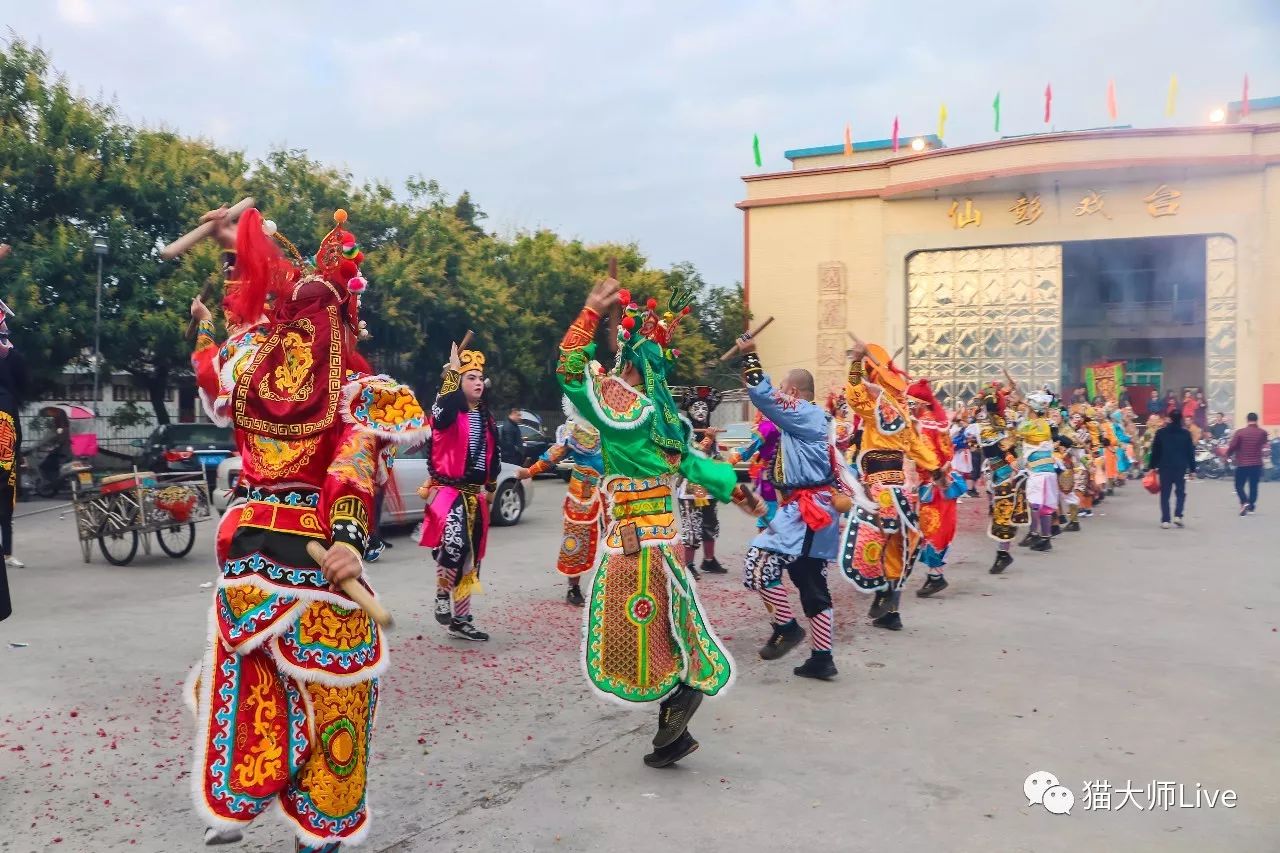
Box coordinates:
[735,340,850,681]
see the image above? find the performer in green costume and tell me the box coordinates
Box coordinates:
[556,276,761,767]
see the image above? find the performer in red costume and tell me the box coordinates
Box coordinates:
[188,206,426,852]
[907,378,960,598]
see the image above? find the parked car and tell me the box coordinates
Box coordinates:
[138,423,235,486]
[513,421,553,468]
[212,440,534,526]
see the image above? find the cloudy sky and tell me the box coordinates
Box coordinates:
[5,1,1279,283]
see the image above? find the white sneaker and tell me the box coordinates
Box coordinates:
[1174,517,1184,528]
[1160,522,1171,529]
[6,555,24,568]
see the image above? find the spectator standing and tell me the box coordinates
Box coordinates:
[1208,412,1230,441]
[1147,410,1196,529]
[1227,413,1268,516]
[498,407,525,467]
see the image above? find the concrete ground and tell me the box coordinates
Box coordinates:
[1,478,1277,853]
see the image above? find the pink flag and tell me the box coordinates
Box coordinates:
[1243,74,1250,117]
[892,115,900,152]
[1044,83,1053,124]
[1106,79,1118,121]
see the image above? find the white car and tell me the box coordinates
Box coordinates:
[212,442,533,526]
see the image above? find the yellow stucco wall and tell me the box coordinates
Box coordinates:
[742,124,1280,424]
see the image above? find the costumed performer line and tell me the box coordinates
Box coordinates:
[556,276,763,768]
[188,206,427,852]
[517,399,606,607]
[418,341,499,642]
[735,334,862,680]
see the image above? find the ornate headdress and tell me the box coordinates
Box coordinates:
[228,208,370,338]
[1026,392,1053,414]
[612,283,698,453]
[862,343,908,395]
[907,378,947,424]
[458,350,485,376]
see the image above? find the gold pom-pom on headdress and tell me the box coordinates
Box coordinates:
[458,349,486,376]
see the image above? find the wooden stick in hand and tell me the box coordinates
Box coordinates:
[305,540,395,630]
[718,316,775,362]
[441,330,476,378]
[605,256,622,354]
[160,197,255,260]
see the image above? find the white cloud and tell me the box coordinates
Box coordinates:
[55,0,95,26]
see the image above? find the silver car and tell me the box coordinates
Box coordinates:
[212,441,533,526]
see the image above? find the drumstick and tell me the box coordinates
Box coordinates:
[305,541,395,630]
[606,256,622,354]
[160,197,255,260]
[718,316,775,362]
[442,327,478,376]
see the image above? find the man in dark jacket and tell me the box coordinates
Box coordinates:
[497,407,525,466]
[1227,412,1269,515]
[1147,410,1196,528]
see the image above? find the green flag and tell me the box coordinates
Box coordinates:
[752,133,762,167]
[993,91,1001,133]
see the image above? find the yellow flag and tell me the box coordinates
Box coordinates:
[938,102,948,140]
[1165,74,1179,117]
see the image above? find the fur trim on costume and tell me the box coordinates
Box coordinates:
[198,386,233,429]
[268,632,388,688]
[339,374,430,446]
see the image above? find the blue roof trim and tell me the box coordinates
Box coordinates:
[1228,94,1280,111]
[785,133,943,160]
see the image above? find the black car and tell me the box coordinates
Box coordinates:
[514,421,553,468]
[139,423,235,482]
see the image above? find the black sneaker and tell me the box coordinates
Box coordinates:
[1018,532,1036,547]
[1248,504,1256,513]
[566,584,585,607]
[793,653,838,680]
[449,619,490,642]
[204,827,244,846]
[989,551,1013,574]
[1030,535,1052,552]
[1240,506,1249,517]
[872,611,903,631]
[1065,520,1081,532]
[434,594,452,625]
[966,489,979,498]
[868,589,891,619]
[700,557,728,574]
[654,685,703,748]
[916,574,949,598]
[365,539,385,562]
[1050,524,1062,537]
[686,563,701,581]
[643,730,699,768]
[759,622,806,660]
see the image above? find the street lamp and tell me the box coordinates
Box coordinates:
[91,234,108,415]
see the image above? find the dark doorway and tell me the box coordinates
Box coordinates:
[1061,236,1205,415]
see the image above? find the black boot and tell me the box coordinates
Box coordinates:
[916,574,949,597]
[1050,523,1062,537]
[989,550,1013,574]
[643,730,699,768]
[759,621,806,660]
[872,611,903,631]
[700,557,727,574]
[868,588,891,618]
[873,590,902,630]
[1018,532,1036,547]
[1030,535,1052,552]
[654,685,703,748]
[566,583,585,607]
[793,652,838,680]
[1065,520,1081,532]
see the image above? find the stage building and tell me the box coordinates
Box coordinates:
[739,98,1280,424]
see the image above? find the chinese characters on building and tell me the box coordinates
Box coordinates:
[945,185,1182,226]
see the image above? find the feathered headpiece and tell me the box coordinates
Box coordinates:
[227,208,370,338]
[614,283,696,372]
